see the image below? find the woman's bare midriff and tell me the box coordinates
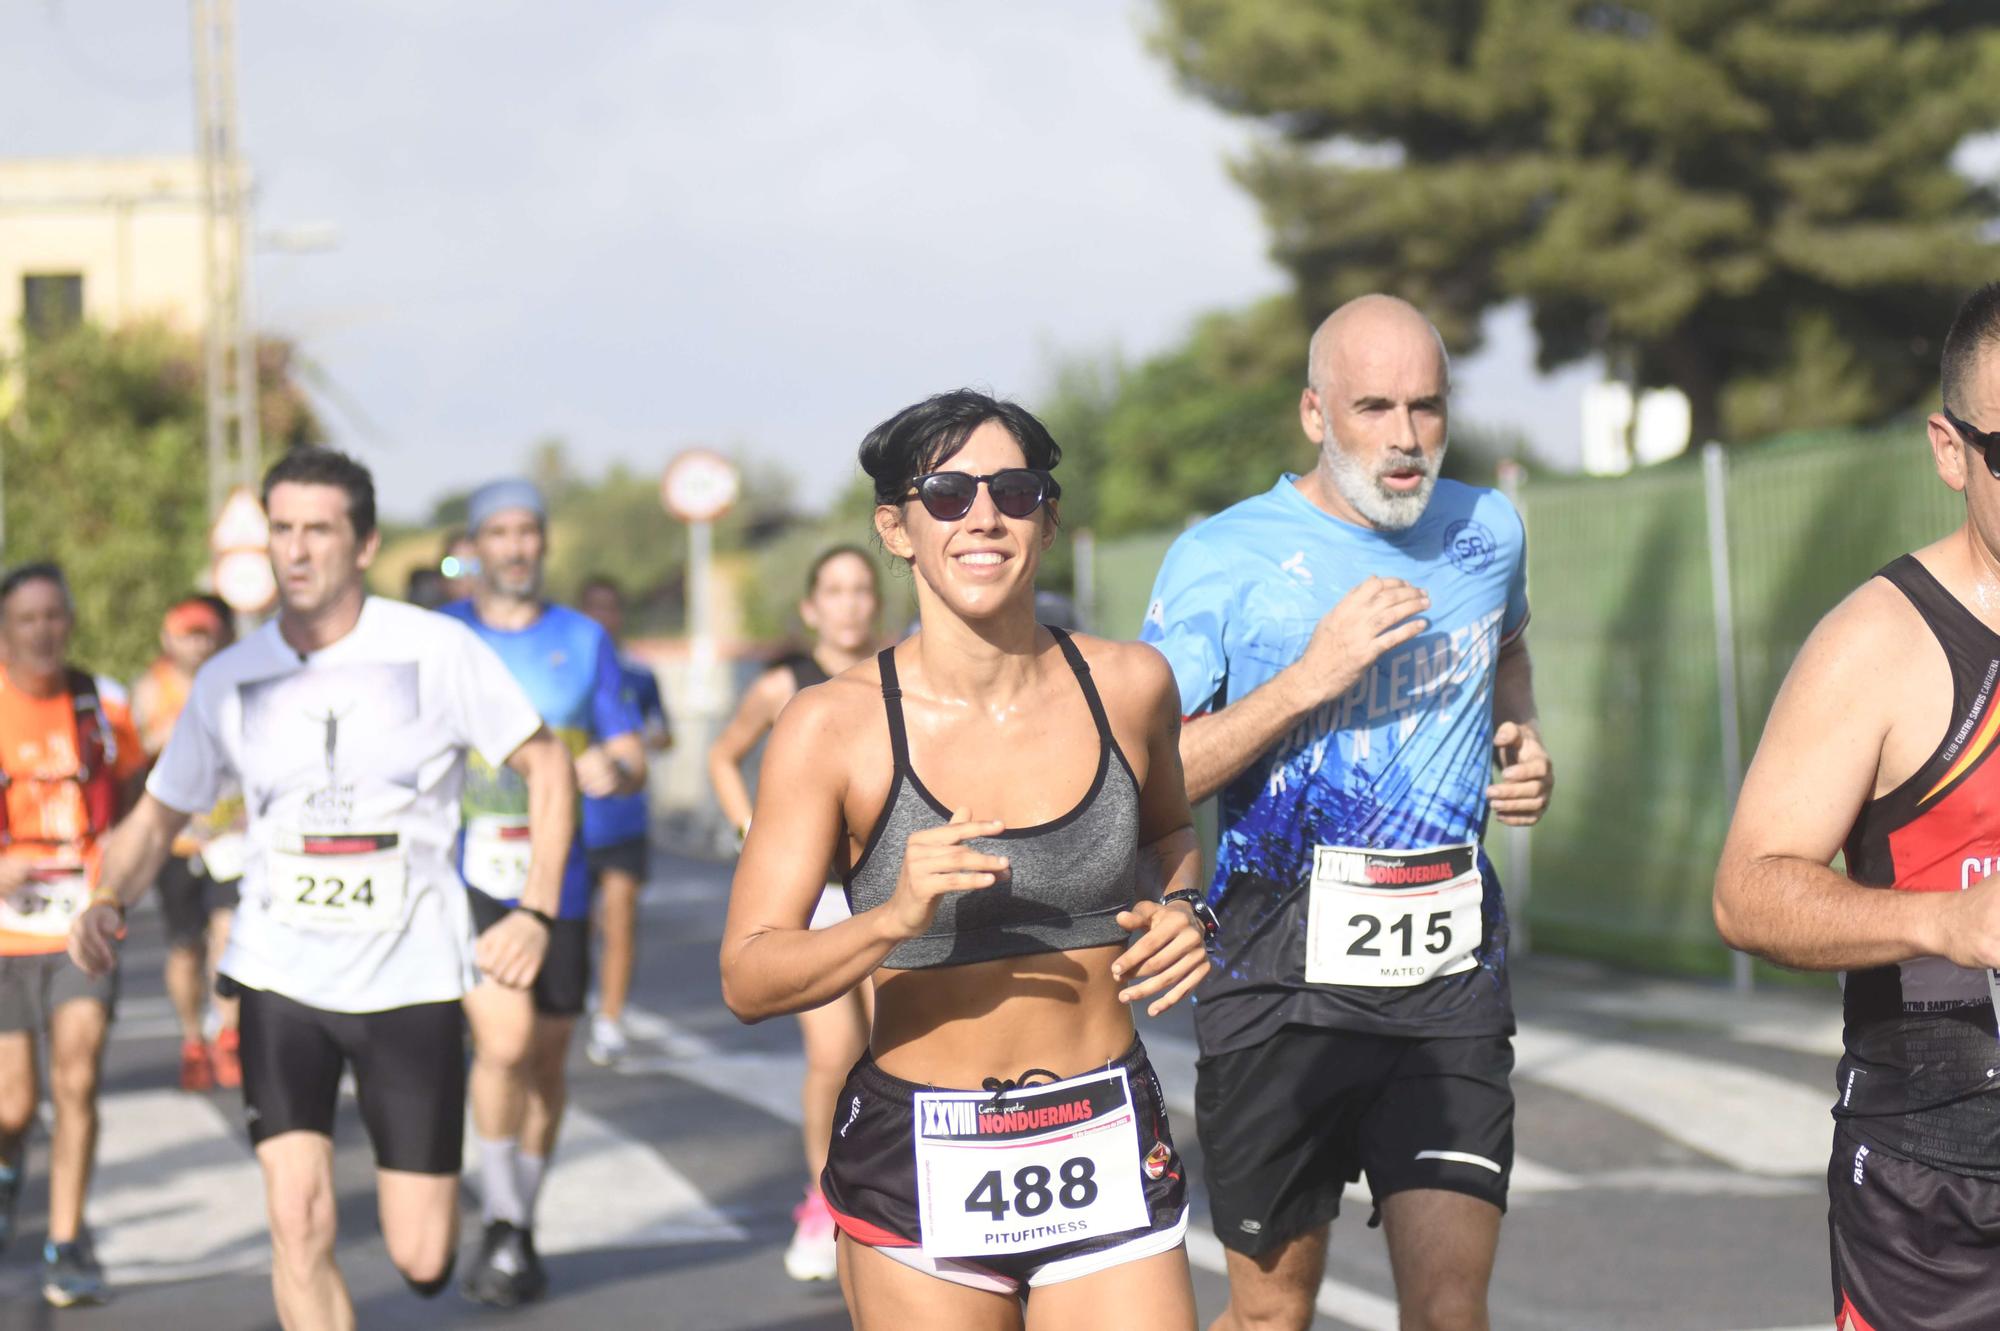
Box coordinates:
[867,942,1136,1088]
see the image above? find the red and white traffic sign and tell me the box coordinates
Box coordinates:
[661,449,740,524]
[210,485,274,613]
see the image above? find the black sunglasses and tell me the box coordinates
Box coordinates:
[903,469,1061,522]
[1944,407,2000,481]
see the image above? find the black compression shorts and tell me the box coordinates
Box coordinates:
[229,979,465,1175]
[156,856,239,948]
[585,837,649,884]
[468,888,589,1018]
[1830,1120,2000,1330]
[1197,1025,1513,1256]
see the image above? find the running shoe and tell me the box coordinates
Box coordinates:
[178,1038,213,1093]
[783,1188,839,1282]
[584,1014,627,1067]
[462,1219,540,1307]
[42,1236,106,1308]
[516,1227,549,1302]
[0,1163,19,1253]
[209,1026,242,1090]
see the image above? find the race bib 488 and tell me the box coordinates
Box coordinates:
[913,1068,1150,1258]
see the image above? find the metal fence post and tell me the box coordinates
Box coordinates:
[1496,460,1531,956]
[1073,527,1097,634]
[1702,442,1753,992]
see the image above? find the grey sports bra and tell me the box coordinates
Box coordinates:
[844,628,1142,970]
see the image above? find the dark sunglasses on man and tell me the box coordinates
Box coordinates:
[903,468,1061,522]
[1943,406,2000,481]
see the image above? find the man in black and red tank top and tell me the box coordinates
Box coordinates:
[1717,283,2000,1331]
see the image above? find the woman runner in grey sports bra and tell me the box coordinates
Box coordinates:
[720,390,1210,1329]
[707,545,883,1282]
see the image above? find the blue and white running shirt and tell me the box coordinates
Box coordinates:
[1140,475,1528,1051]
[439,601,639,920]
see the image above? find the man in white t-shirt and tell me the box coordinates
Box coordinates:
[68,449,578,1331]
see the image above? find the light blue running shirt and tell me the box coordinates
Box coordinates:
[438,600,639,920]
[1140,475,1528,1052]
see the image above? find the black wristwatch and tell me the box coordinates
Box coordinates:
[511,905,555,930]
[1162,889,1219,943]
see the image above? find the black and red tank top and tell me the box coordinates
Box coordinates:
[1837,555,2000,1176]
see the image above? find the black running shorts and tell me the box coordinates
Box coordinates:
[585,837,649,885]
[229,979,465,1175]
[1830,1121,2000,1330]
[1197,1025,1514,1257]
[468,888,589,1018]
[156,855,239,949]
[821,1037,1188,1293]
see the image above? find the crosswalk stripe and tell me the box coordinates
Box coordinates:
[1185,1228,1398,1331]
[1554,982,1845,1059]
[1512,1025,1829,1176]
[4,1053,746,1296]
[86,1089,268,1285]
[464,1105,746,1251]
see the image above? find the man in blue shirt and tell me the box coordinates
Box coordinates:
[575,576,672,1067]
[1140,295,1554,1331]
[441,480,646,1307]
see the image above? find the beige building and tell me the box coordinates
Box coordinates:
[0,157,221,357]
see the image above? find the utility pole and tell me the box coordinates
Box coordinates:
[190,0,261,520]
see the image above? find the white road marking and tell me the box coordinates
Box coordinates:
[1512,1026,1829,1176]
[618,1006,805,1124]
[463,1105,746,1251]
[106,994,184,1045]
[85,1090,268,1285]
[1185,1228,1397,1331]
[1556,983,1845,1059]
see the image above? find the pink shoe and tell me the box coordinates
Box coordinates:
[783,1188,838,1281]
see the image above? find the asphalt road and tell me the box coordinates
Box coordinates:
[0,851,1839,1331]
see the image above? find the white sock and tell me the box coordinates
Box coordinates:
[517,1153,548,1223]
[478,1137,525,1226]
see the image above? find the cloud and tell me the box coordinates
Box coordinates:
[4,1,1587,520]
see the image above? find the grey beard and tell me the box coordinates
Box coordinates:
[1326,447,1437,531]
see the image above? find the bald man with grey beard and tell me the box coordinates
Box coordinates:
[1139,296,1553,1331]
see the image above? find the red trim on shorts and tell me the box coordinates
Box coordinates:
[825,1199,917,1249]
[1838,1290,1879,1331]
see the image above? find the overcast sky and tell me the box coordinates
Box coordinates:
[3,0,1591,522]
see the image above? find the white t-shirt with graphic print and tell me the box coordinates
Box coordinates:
[147,597,543,1013]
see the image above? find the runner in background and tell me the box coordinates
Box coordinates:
[0,563,147,1307]
[132,595,247,1092]
[72,448,575,1330]
[707,545,880,1281]
[575,576,672,1069]
[443,480,646,1307]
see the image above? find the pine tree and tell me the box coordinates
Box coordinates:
[1155,0,2000,443]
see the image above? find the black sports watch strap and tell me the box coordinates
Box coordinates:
[1161,888,1219,942]
[511,905,555,930]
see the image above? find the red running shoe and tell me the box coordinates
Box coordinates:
[178,1039,213,1093]
[208,1027,241,1090]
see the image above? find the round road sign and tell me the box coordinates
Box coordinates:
[661,449,740,523]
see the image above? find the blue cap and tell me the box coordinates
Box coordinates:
[466,478,546,534]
